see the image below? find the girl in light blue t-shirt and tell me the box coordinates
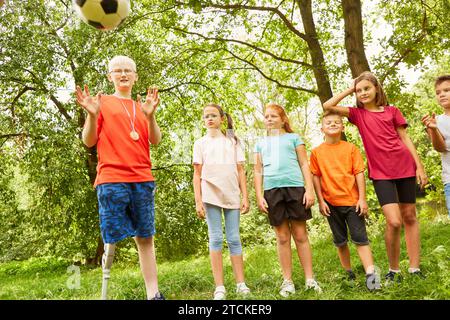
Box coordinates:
[254,103,321,296]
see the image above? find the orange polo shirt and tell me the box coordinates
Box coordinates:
[94,95,154,187]
[310,141,365,206]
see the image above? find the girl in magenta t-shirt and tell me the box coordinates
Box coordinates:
[323,71,428,282]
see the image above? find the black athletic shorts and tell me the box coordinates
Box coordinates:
[263,187,312,226]
[372,176,416,207]
[325,202,369,247]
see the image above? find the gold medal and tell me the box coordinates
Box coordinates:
[116,96,140,141]
[130,131,139,141]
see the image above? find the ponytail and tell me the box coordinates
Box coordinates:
[204,104,239,144]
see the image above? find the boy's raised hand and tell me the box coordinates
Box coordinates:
[75,85,101,117]
[138,87,159,119]
[421,113,437,129]
[318,200,331,217]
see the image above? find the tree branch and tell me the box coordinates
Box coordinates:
[169,26,313,68]
[174,1,308,41]
[225,49,318,94]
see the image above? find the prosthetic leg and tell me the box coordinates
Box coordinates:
[101,243,116,300]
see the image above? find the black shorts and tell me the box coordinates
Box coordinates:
[263,187,312,226]
[325,202,369,247]
[372,177,416,207]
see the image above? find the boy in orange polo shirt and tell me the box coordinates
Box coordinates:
[310,112,380,291]
[75,55,164,300]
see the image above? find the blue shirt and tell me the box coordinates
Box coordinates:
[254,133,305,190]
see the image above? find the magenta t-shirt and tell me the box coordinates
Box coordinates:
[348,106,416,180]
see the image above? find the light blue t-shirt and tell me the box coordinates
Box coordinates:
[254,133,305,190]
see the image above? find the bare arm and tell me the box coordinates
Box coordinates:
[322,87,352,118]
[147,114,162,145]
[75,85,100,148]
[193,164,205,219]
[82,114,98,148]
[355,172,368,216]
[295,145,315,209]
[139,88,162,145]
[312,175,330,216]
[421,114,447,152]
[396,126,428,189]
[237,163,249,214]
[254,152,268,213]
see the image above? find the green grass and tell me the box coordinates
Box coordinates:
[1,216,449,300]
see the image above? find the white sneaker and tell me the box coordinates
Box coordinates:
[213,286,226,300]
[236,282,251,296]
[305,278,322,293]
[279,279,295,297]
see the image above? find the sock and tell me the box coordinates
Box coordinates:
[236,282,246,287]
[408,268,420,273]
[389,268,400,273]
[215,285,225,291]
[366,265,375,275]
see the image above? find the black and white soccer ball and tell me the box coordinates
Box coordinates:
[73,0,130,31]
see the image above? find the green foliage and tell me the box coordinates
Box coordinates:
[0,0,448,265]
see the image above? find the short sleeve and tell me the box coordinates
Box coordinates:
[351,145,365,175]
[193,140,203,164]
[293,134,304,148]
[309,150,321,176]
[254,140,261,153]
[392,106,408,128]
[348,107,359,125]
[236,141,245,163]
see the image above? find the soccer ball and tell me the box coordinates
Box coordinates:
[73,0,130,31]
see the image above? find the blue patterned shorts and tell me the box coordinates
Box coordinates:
[96,182,156,244]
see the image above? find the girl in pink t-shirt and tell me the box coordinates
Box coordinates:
[193,103,250,300]
[323,71,428,281]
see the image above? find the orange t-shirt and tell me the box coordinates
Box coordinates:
[310,141,365,206]
[94,95,154,187]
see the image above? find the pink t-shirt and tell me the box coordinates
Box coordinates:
[348,106,416,180]
[193,134,245,209]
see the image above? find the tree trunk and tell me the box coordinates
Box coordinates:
[296,0,333,104]
[341,0,371,77]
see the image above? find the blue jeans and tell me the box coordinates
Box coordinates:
[204,203,242,256]
[444,183,450,217]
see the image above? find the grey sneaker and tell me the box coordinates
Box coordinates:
[236,283,251,296]
[213,286,226,300]
[279,279,295,297]
[305,279,322,293]
[366,273,381,291]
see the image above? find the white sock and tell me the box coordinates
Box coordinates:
[389,268,401,273]
[215,285,225,291]
[236,282,246,287]
[408,268,420,273]
[366,265,375,274]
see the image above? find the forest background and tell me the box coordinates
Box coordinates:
[0,0,449,300]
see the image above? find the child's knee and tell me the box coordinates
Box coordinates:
[209,232,223,251]
[226,235,242,255]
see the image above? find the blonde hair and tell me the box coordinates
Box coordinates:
[108,55,137,72]
[354,71,388,108]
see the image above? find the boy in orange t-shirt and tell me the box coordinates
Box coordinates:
[75,55,163,300]
[310,112,379,291]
